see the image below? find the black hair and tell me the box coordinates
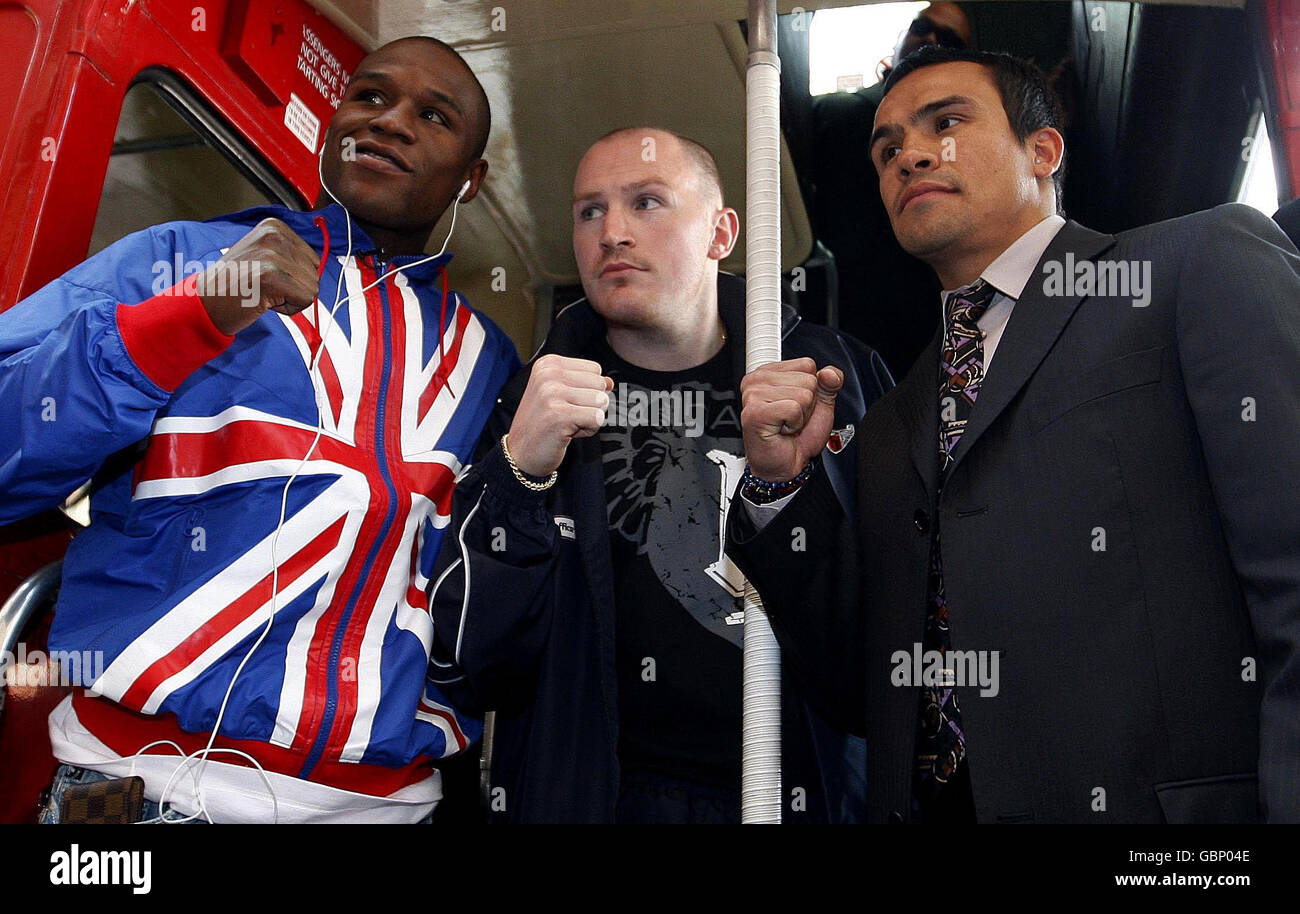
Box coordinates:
[369,36,492,159]
[883,45,1065,211]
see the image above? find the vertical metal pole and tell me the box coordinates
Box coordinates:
[742,0,783,824]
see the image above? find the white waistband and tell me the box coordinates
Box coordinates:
[47,695,440,824]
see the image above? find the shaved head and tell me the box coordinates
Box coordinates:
[591,127,724,207]
[571,124,739,364]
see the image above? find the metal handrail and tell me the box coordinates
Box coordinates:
[0,560,63,659]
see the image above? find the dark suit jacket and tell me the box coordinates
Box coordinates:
[727,203,1300,823]
[1275,197,1300,251]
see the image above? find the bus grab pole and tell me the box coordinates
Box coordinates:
[741,0,783,825]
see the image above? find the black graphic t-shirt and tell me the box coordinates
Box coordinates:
[594,336,749,790]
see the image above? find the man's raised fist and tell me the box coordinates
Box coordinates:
[505,354,614,477]
[198,218,321,336]
[739,358,843,482]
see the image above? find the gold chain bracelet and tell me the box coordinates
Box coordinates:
[500,433,558,491]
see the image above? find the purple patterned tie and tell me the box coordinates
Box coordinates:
[938,279,997,473]
[916,279,997,803]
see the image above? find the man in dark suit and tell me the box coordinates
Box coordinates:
[727,45,1300,823]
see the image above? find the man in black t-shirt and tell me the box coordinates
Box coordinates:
[427,127,893,822]
[596,336,747,802]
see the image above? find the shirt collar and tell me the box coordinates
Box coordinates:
[941,213,1067,303]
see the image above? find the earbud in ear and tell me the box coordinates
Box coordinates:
[457,180,471,201]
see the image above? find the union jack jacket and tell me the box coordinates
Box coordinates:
[0,204,519,800]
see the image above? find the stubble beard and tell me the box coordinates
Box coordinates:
[893,207,974,268]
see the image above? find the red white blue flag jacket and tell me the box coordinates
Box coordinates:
[0,204,518,797]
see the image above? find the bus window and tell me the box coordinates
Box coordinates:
[88,73,303,256]
[1237,102,1281,216]
[808,1,930,94]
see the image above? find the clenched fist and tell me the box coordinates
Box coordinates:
[198,218,321,336]
[740,358,843,482]
[506,354,614,477]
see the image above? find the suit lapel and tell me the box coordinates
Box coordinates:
[945,221,1115,475]
[894,328,943,499]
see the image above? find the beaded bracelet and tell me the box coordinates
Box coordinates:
[740,458,816,505]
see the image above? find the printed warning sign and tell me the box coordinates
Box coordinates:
[284,92,322,152]
[296,24,348,109]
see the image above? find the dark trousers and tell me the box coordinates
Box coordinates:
[615,770,741,824]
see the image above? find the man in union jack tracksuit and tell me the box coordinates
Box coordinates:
[0,37,518,823]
